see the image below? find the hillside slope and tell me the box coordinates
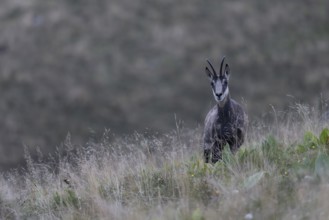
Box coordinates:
[0,0,328,169]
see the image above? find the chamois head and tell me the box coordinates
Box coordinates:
[205,57,230,103]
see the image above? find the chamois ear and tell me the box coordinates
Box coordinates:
[205,67,213,79]
[224,64,230,80]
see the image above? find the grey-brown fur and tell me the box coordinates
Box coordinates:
[203,57,247,163]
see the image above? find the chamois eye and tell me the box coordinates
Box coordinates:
[210,82,214,86]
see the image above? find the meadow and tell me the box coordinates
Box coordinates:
[1,105,329,220]
[1,1,328,218]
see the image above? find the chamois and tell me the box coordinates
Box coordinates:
[203,57,247,163]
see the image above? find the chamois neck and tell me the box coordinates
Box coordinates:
[217,94,231,109]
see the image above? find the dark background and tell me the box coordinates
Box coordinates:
[0,0,328,170]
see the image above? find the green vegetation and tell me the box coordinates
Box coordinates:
[1,111,329,219]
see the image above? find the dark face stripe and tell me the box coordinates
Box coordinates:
[211,78,228,93]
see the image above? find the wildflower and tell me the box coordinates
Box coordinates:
[244,213,253,220]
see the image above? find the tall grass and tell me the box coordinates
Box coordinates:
[1,105,329,219]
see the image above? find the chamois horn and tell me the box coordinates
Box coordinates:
[219,56,226,76]
[206,60,216,76]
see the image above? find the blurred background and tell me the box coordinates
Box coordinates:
[0,0,328,170]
